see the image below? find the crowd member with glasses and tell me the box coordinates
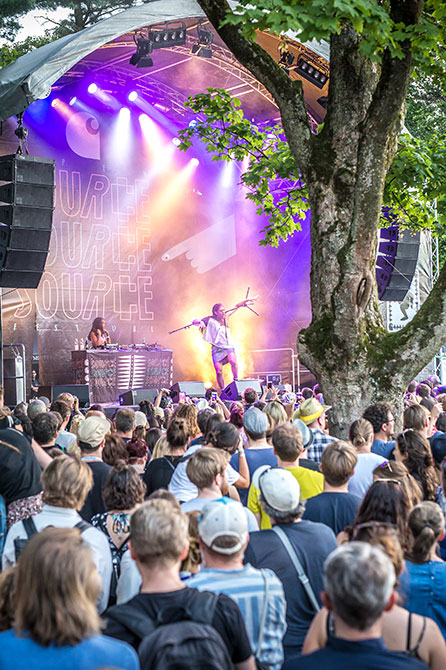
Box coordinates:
[303,524,446,669]
[362,401,396,459]
[400,502,446,638]
[338,479,412,551]
[394,430,439,502]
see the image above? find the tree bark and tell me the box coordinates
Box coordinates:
[196,0,444,437]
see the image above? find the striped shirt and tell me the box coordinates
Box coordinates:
[188,564,286,670]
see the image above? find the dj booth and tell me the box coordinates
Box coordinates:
[72,347,173,404]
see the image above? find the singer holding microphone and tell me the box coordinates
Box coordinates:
[88,317,111,348]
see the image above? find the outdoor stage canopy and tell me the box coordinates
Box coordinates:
[0,2,330,390]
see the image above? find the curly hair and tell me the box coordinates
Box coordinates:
[173,404,199,439]
[362,402,393,434]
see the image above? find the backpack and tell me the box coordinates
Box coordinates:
[14,517,91,560]
[107,590,233,670]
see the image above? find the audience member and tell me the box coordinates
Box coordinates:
[400,502,446,637]
[125,436,149,475]
[293,398,336,463]
[114,408,136,443]
[242,387,259,407]
[348,418,386,497]
[181,448,258,530]
[104,499,256,669]
[102,433,128,466]
[143,417,189,496]
[173,403,201,442]
[50,399,76,451]
[91,461,146,605]
[77,414,112,521]
[248,423,324,529]
[294,542,427,669]
[244,467,337,668]
[372,460,423,507]
[303,525,446,669]
[3,455,112,612]
[303,441,360,534]
[144,426,163,455]
[32,411,63,457]
[26,399,46,422]
[394,430,439,501]
[291,418,320,471]
[189,498,286,670]
[362,401,395,458]
[231,407,277,505]
[0,527,138,669]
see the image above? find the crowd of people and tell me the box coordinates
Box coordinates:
[1,376,446,669]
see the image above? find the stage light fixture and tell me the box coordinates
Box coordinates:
[296,58,328,89]
[148,21,187,49]
[129,37,153,67]
[317,96,328,109]
[128,91,138,102]
[51,98,60,108]
[190,158,199,167]
[88,83,98,94]
[191,19,214,58]
[69,96,77,106]
[189,119,198,128]
[172,137,181,146]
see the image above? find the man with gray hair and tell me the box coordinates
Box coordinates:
[244,466,337,670]
[295,542,427,669]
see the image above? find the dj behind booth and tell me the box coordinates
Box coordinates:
[72,342,173,405]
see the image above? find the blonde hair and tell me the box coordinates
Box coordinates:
[404,404,429,431]
[264,401,288,430]
[348,418,374,448]
[41,455,92,509]
[130,499,189,567]
[321,440,357,486]
[372,460,422,507]
[151,435,169,459]
[14,527,101,646]
[180,511,202,574]
[186,447,229,489]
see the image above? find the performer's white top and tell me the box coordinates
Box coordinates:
[203,317,234,350]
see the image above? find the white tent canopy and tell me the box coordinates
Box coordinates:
[0,0,329,122]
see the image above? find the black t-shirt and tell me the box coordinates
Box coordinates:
[0,428,42,505]
[79,460,111,521]
[302,491,361,535]
[143,455,183,496]
[103,587,252,663]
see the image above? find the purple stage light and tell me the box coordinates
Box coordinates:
[119,107,131,118]
[191,158,199,167]
[69,96,77,106]
[128,91,138,102]
[51,98,60,108]
[88,83,98,94]
[172,137,181,146]
[189,119,198,128]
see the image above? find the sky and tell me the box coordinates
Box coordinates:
[15,8,71,41]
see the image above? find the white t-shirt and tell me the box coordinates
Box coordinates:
[203,318,234,350]
[348,452,387,498]
[169,443,240,502]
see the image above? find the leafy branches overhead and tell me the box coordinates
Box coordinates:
[178,88,309,247]
[224,0,446,83]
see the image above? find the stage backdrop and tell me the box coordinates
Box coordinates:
[0,88,312,391]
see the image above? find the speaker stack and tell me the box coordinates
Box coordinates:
[170,381,206,403]
[0,154,55,288]
[220,379,263,401]
[119,388,159,405]
[376,221,420,302]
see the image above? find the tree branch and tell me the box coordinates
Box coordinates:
[195,0,312,177]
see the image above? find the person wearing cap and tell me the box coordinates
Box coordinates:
[77,414,112,522]
[188,498,286,670]
[302,441,361,534]
[104,498,256,668]
[244,466,337,669]
[292,418,320,472]
[293,397,336,463]
[27,399,47,422]
[247,423,324,529]
[230,407,277,505]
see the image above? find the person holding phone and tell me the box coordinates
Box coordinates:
[88,317,111,348]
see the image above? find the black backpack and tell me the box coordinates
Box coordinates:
[107,591,233,670]
[14,517,91,560]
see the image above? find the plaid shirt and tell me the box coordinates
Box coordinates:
[307,428,337,463]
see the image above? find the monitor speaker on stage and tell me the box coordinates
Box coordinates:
[220,379,263,401]
[119,388,159,406]
[52,384,90,407]
[0,154,55,288]
[170,381,206,403]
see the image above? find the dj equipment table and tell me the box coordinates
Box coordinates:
[72,349,173,404]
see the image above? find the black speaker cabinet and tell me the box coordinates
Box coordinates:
[170,381,206,402]
[52,384,90,407]
[220,379,263,401]
[119,388,159,405]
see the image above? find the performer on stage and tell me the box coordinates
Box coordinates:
[88,317,111,348]
[194,298,258,390]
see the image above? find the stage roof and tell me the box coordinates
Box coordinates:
[0,0,329,125]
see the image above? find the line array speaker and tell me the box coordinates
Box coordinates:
[376,222,420,302]
[0,154,55,288]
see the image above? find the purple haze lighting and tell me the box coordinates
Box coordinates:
[88,83,98,94]
[128,91,138,102]
[69,96,77,106]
